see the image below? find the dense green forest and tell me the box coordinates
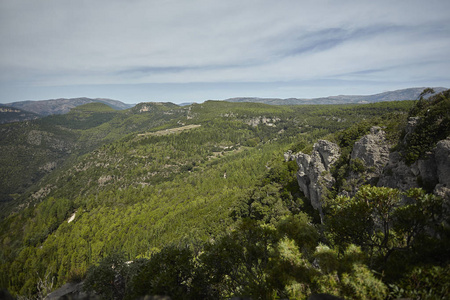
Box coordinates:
[0,92,449,299]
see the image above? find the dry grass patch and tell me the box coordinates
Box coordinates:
[138,124,201,137]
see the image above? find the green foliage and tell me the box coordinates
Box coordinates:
[330,121,373,191]
[0,121,77,210]
[340,263,387,300]
[84,252,128,300]
[349,158,366,173]
[325,185,449,286]
[389,264,450,300]
[326,186,404,254]
[311,244,387,299]
[200,219,281,299]
[0,99,413,213]
[44,104,117,130]
[2,98,440,299]
[127,246,200,300]
[402,89,450,164]
[277,213,319,255]
[23,197,73,246]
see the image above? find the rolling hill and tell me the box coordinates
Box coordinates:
[0,90,449,299]
[4,97,132,116]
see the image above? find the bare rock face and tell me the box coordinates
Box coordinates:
[377,152,422,191]
[316,140,341,170]
[434,137,450,199]
[403,116,420,143]
[351,127,446,197]
[377,150,439,194]
[291,124,449,217]
[351,127,390,175]
[435,138,450,186]
[295,140,340,215]
[344,127,391,195]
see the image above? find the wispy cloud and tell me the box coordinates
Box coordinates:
[0,0,449,102]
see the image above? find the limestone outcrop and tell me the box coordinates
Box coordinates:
[289,125,450,216]
[341,126,391,194]
[377,151,440,194]
[375,136,449,200]
[433,137,450,199]
[351,127,390,177]
[294,140,340,215]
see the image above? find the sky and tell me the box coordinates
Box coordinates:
[1,0,449,104]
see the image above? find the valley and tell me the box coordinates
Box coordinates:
[0,90,449,299]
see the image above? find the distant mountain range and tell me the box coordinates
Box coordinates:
[0,97,133,124]
[1,87,448,124]
[224,87,448,105]
[2,97,132,116]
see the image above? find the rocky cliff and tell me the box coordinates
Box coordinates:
[435,138,450,199]
[350,126,390,178]
[287,140,340,217]
[289,125,450,214]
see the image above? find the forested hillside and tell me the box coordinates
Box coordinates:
[4,97,132,117]
[0,93,449,299]
[0,106,40,124]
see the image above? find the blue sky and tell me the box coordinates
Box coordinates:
[1,0,449,104]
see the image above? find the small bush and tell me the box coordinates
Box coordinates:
[389,265,450,300]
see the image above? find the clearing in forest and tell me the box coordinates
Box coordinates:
[138,124,201,137]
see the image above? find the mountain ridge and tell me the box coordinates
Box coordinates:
[0,105,40,124]
[224,87,448,105]
[4,97,133,116]
[2,87,448,121]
